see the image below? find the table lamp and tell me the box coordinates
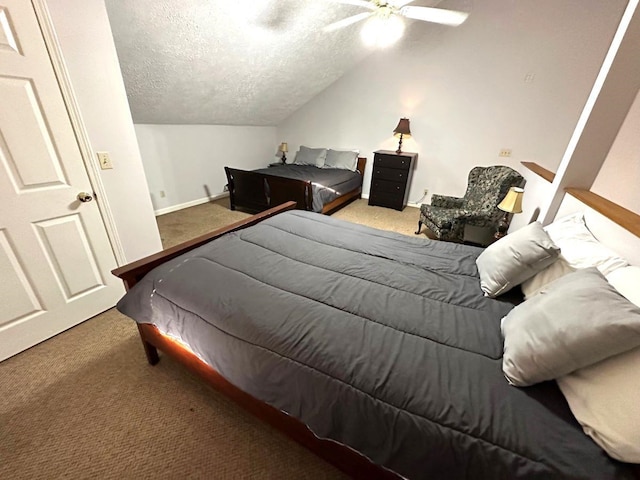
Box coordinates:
[393,118,411,154]
[495,187,524,239]
[279,142,288,164]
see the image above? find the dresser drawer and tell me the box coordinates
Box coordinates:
[368,192,403,210]
[374,154,411,170]
[373,167,408,183]
[371,178,405,195]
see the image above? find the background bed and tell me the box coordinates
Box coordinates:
[224,157,366,214]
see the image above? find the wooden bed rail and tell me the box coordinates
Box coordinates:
[112,201,297,290]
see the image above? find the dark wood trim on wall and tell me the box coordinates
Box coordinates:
[565,188,640,238]
[521,161,556,183]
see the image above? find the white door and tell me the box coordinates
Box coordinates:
[0,0,124,361]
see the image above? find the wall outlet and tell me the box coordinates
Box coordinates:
[97,151,113,169]
[159,190,166,198]
[499,149,512,158]
[423,188,429,196]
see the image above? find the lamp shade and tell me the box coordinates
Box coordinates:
[279,142,288,153]
[498,187,524,214]
[393,118,411,138]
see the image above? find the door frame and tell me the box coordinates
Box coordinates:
[30,0,126,266]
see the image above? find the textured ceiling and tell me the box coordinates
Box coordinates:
[104,0,445,126]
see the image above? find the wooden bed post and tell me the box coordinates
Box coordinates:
[137,324,159,365]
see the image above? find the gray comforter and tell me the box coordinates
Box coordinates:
[117,211,634,479]
[253,165,362,212]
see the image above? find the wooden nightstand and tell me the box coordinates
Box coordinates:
[368,150,417,211]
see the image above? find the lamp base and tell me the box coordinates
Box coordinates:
[395,133,403,154]
[494,213,510,240]
[281,153,287,164]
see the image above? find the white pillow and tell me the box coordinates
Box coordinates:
[520,255,574,300]
[556,264,640,463]
[476,222,560,298]
[557,348,640,463]
[544,212,628,276]
[606,266,640,304]
[293,146,327,167]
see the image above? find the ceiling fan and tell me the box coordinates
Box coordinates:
[324,0,469,47]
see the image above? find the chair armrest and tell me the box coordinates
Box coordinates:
[431,194,464,209]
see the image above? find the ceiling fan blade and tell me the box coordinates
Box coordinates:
[323,12,372,32]
[325,0,376,10]
[401,6,469,26]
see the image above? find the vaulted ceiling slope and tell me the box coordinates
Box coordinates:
[104,0,387,126]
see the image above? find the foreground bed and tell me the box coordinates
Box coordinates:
[224,157,365,214]
[113,202,637,480]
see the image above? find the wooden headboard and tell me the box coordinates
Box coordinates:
[521,161,640,265]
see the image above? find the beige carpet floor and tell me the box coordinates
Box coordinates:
[0,198,422,479]
[156,197,425,249]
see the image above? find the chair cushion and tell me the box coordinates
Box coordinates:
[420,205,458,230]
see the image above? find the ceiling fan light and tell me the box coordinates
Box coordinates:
[360,13,405,48]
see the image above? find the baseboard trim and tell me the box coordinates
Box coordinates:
[155,192,416,217]
[155,192,229,216]
[360,193,421,209]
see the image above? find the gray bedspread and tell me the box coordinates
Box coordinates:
[117,211,634,480]
[253,165,362,212]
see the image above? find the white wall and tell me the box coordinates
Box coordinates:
[134,124,277,213]
[592,89,640,213]
[277,0,626,209]
[47,0,162,263]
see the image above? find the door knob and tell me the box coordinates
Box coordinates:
[77,192,93,203]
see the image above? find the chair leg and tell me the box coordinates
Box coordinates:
[415,220,422,235]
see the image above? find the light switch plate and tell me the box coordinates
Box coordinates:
[97,152,113,169]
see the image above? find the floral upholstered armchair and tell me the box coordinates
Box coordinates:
[415,166,525,243]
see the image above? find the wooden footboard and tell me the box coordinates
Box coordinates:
[112,201,297,291]
[225,157,367,215]
[225,167,314,212]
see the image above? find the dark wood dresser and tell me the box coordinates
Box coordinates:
[368,150,417,211]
